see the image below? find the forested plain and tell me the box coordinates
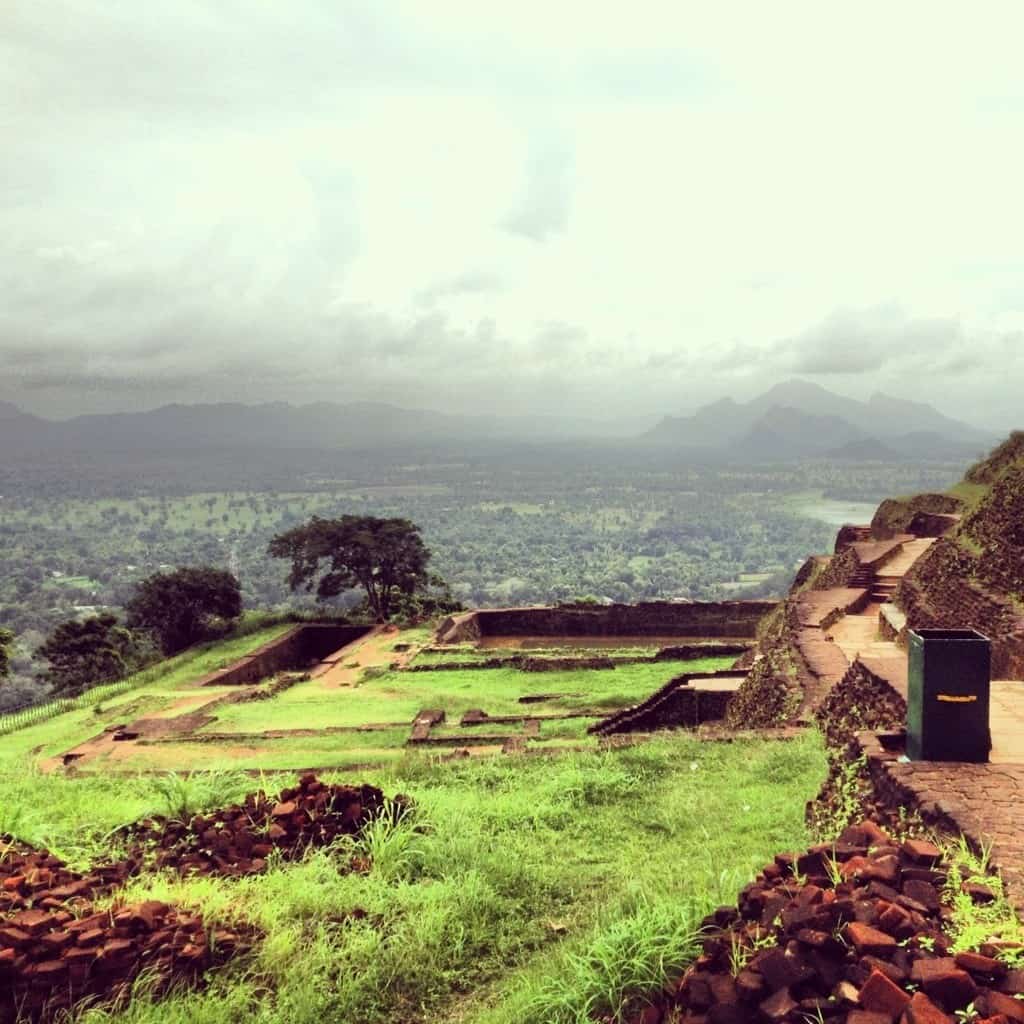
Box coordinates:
[0,443,965,702]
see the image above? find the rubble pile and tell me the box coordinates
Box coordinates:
[640,821,1024,1024]
[0,840,247,1023]
[123,774,407,877]
[0,774,406,1021]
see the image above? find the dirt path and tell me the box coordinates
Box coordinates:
[312,628,413,689]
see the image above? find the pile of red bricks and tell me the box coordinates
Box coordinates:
[123,774,406,877]
[0,774,405,1021]
[0,841,245,1023]
[0,842,129,915]
[639,821,1024,1024]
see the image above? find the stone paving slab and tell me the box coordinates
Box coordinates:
[795,589,868,627]
[850,537,911,567]
[989,680,1024,763]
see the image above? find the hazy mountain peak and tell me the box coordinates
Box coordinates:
[761,379,833,401]
[643,379,991,457]
[0,400,27,419]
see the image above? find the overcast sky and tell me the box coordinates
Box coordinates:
[3,2,1023,428]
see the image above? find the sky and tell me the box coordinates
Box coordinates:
[3,1,1024,429]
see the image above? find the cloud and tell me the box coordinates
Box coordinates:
[501,140,574,242]
[415,271,504,307]
[2,2,1024,430]
[775,307,966,375]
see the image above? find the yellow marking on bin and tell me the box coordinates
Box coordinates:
[936,694,977,703]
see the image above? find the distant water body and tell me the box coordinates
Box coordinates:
[795,498,879,527]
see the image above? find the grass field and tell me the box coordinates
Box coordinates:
[0,732,826,1024]
[0,619,830,1022]
[204,657,734,736]
[0,622,295,771]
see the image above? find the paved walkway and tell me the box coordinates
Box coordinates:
[877,537,936,577]
[989,680,1024,763]
[802,534,933,704]
[862,730,1024,911]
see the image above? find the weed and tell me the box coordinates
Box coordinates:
[942,834,1024,954]
[150,771,250,825]
[823,853,844,888]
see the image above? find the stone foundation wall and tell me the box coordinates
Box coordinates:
[897,538,1024,678]
[437,601,775,644]
[591,670,741,735]
[196,624,372,687]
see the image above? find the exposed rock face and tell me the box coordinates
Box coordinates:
[731,429,1024,728]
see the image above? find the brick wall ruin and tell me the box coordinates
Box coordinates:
[195,624,372,687]
[437,601,775,644]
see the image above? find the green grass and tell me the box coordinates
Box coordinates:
[202,657,735,739]
[411,644,701,666]
[0,731,826,1024]
[941,835,1024,956]
[0,623,294,769]
[947,480,989,513]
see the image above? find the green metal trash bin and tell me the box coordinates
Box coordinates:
[907,628,991,762]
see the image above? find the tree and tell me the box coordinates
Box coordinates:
[0,628,13,681]
[268,515,433,620]
[126,567,242,655]
[36,614,142,697]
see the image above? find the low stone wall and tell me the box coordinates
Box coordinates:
[196,624,373,687]
[437,601,775,644]
[407,642,752,674]
[590,670,743,735]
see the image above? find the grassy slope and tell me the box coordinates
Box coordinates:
[0,623,294,770]
[0,732,825,1024]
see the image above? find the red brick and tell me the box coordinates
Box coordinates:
[955,951,1004,977]
[902,840,942,865]
[903,991,954,1024]
[860,969,912,1019]
[910,959,977,1009]
[849,1012,894,1024]
[848,923,899,957]
[977,991,1024,1024]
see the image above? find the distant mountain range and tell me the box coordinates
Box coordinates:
[0,399,651,452]
[643,379,993,459]
[0,380,995,460]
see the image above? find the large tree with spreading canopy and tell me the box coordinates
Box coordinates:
[268,515,433,621]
